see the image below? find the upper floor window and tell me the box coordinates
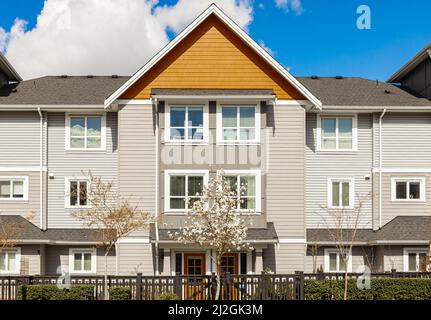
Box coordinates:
[66,114,105,150]
[66,178,89,208]
[164,171,208,213]
[166,105,207,143]
[403,249,429,272]
[217,105,260,143]
[69,248,96,274]
[223,171,261,213]
[328,178,354,209]
[0,177,28,201]
[318,115,357,151]
[0,248,21,274]
[391,177,426,202]
[324,248,352,273]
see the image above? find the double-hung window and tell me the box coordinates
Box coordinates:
[218,105,259,143]
[324,248,352,273]
[167,105,206,142]
[319,115,357,150]
[67,115,105,150]
[223,171,261,212]
[328,178,354,209]
[66,178,89,208]
[165,171,208,212]
[69,248,96,274]
[0,248,21,274]
[0,177,28,201]
[404,249,429,272]
[391,177,425,202]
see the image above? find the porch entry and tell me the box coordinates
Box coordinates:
[177,252,245,275]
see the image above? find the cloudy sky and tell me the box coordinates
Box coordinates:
[0,0,430,80]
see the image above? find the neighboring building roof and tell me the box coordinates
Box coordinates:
[0,75,129,105]
[0,52,22,82]
[307,216,431,245]
[104,4,322,108]
[297,77,431,107]
[152,222,278,243]
[0,215,103,244]
[387,43,431,83]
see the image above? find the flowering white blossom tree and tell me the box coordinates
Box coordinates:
[170,171,252,300]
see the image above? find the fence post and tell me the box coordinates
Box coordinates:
[295,271,304,300]
[136,273,142,300]
[391,269,397,278]
[174,273,182,299]
[210,272,216,300]
[261,271,268,300]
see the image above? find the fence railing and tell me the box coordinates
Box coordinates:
[1,270,430,300]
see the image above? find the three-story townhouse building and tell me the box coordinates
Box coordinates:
[0,5,430,276]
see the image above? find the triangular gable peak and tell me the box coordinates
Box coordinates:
[105,5,321,107]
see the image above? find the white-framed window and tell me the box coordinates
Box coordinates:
[327,178,354,209]
[217,104,260,143]
[165,104,209,143]
[65,177,90,208]
[403,248,429,272]
[65,114,106,150]
[317,115,357,151]
[391,177,426,202]
[324,248,352,273]
[164,170,209,213]
[0,248,21,274]
[69,248,97,274]
[222,170,261,213]
[0,176,28,201]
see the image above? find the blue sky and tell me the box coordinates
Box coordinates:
[0,0,430,81]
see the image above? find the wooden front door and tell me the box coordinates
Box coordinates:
[183,253,207,300]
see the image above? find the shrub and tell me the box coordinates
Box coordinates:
[18,285,95,300]
[305,278,431,300]
[110,287,132,300]
[155,292,180,300]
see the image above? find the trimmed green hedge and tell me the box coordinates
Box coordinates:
[305,278,431,300]
[155,292,180,300]
[109,287,132,300]
[18,285,95,300]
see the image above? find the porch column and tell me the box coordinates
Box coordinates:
[255,249,263,274]
[162,249,171,275]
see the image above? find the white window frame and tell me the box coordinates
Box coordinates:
[317,114,358,151]
[324,248,353,273]
[0,247,21,275]
[327,178,355,209]
[391,177,426,202]
[68,248,97,274]
[403,248,429,272]
[65,177,91,209]
[222,170,262,214]
[0,176,29,202]
[164,103,209,144]
[65,113,106,151]
[216,103,261,144]
[164,170,209,214]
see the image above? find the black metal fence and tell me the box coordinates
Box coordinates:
[1,270,431,300]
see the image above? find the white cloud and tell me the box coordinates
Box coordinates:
[275,0,303,15]
[0,0,254,80]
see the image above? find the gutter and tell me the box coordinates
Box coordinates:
[37,107,44,230]
[379,109,387,229]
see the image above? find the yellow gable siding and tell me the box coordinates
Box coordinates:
[121,14,304,100]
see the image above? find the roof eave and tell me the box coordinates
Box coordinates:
[0,53,22,82]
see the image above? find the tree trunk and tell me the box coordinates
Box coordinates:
[343,269,348,300]
[215,255,221,300]
[104,251,109,300]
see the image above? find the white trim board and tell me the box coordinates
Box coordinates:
[103,4,321,109]
[373,168,431,173]
[0,166,47,172]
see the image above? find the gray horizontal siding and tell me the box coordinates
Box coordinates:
[117,243,154,275]
[306,113,373,229]
[47,112,118,228]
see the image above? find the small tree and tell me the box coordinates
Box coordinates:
[319,193,371,300]
[0,218,18,250]
[170,171,252,300]
[72,172,153,300]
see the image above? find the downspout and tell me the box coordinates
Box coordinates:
[378,109,387,229]
[153,97,160,274]
[37,107,44,230]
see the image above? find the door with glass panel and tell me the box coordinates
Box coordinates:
[183,253,206,300]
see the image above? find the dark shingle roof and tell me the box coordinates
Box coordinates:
[0,215,103,243]
[307,229,375,243]
[297,77,431,106]
[151,88,275,96]
[0,76,129,105]
[153,222,278,242]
